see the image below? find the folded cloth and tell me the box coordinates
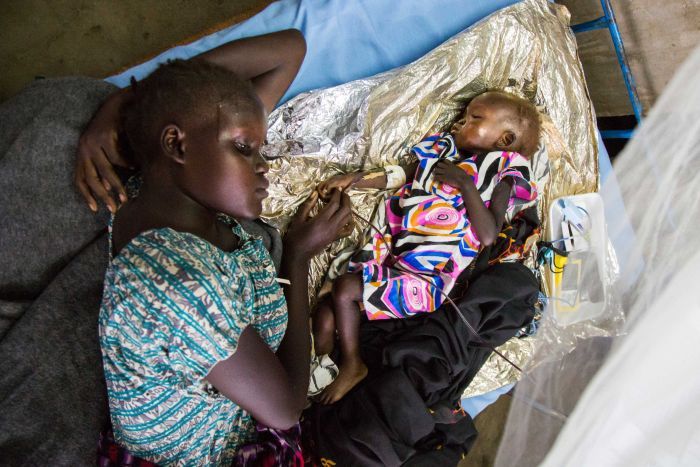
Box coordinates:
[306,262,538,465]
[0,77,114,465]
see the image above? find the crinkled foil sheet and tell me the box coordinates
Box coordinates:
[261,0,599,398]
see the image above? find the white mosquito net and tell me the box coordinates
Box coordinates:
[495,44,700,466]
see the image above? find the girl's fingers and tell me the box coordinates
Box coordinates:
[101,137,121,164]
[325,188,342,208]
[74,165,98,212]
[83,159,117,213]
[330,196,352,233]
[95,147,128,200]
[338,221,354,238]
[335,191,352,219]
[317,189,343,221]
[334,212,352,233]
[330,197,351,221]
[297,191,318,221]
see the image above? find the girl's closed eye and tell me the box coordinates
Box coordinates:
[234,141,253,156]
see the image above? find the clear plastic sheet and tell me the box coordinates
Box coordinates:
[262,0,599,396]
[495,44,700,467]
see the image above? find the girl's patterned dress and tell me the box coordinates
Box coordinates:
[99,220,289,465]
[348,132,537,320]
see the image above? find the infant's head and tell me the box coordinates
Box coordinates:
[451,91,540,158]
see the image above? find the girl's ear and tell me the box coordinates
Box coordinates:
[496,130,516,150]
[161,124,186,164]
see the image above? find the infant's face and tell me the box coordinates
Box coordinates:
[451,94,515,154]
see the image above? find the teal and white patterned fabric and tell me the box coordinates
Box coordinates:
[99,221,287,466]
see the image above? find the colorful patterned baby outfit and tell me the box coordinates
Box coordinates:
[99,221,287,466]
[348,132,537,320]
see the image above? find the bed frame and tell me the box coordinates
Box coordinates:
[569,0,643,139]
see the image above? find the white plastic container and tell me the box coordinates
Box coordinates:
[545,193,607,325]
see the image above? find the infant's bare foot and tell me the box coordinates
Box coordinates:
[318,359,367,405]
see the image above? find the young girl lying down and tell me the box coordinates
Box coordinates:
[313,90,541,403]
[96,32,352,465]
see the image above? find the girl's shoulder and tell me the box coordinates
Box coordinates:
[102,227,254,327]
[110,227,243,287]
[113,227,192,260]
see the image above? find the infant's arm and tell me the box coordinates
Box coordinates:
[317,161,417,199]
[487,177,516,233]
[458,176,514,246]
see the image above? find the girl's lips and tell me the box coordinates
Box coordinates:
[255,178,270,193]
[256,178,270,196]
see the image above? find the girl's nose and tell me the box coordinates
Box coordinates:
[254,152,269,173]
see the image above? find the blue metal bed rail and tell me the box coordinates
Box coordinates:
[571,0,643,139]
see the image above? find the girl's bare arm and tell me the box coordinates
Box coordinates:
[206,190,352,429]
[75,30,306,212]
[197,29,306,113]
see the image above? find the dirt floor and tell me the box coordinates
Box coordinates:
[4,0,697,112]
[0,0,272,102]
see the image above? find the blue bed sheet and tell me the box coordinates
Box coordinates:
[107,0,520,104]
[107,0,629,417]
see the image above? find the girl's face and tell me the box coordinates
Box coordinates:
[179,105,269,220]
[450,94,514,153]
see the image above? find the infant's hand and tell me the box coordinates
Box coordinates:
[433,160,469,190]
[317,173,359,201]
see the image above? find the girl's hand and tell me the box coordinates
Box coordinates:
[433,160,469,190]
[317,173,360,201]
[74,90,134,213]
[285,189,353,258]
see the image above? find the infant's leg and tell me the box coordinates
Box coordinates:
[332,272,364,364]
[312,296,336,355]
[319,272,367,404]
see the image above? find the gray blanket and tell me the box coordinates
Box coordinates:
[0,78,282,465]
